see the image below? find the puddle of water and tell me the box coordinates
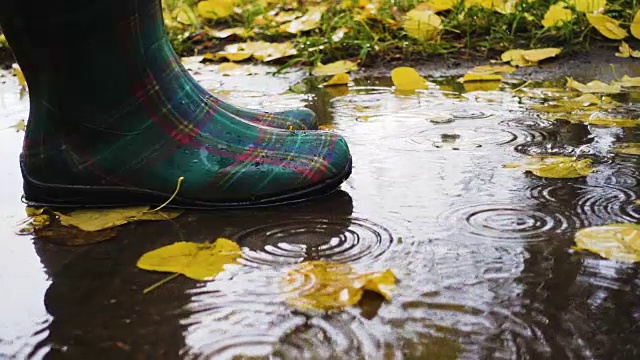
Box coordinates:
[1,62,640,359]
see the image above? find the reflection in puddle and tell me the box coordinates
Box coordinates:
[1,63,640,359]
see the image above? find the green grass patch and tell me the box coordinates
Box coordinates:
[162,0,639,65]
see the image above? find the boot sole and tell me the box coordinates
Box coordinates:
[21,157,352,209]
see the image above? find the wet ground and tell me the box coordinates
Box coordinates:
[1,54,640,359]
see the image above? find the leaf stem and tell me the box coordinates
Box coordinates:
[148,176,184,212]
[143,273,180,294]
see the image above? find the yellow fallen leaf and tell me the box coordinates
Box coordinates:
[251,42,297,61]
[500,48,559,66]
[500,49,535,66]
[207,27,248,38]
[322,73,350,86]
[34,225,118,246]
[566,77,621,93]
[586,115,639,127]
[215,52,252,62]
[567,93,601,105]
[459,73,503,82]
[631,11,640,40]
[541,4,572,28]
[391,67,428,91]
[279,6,325,34]
[197,0,236,19]
[463,81,501,92]
[415,0,458,13]
[137,238,241,280]
[17,207,50,234]
[465,0,507,11]
[312,60,359,76]
[614,41,640,58]
[529,93,602,113]
[11,64,26,88]
[271,10,303,24]
[571,0,606,14]
[612,143,640,155]
[217,62,244,75]
[587,14,628,40]
[216,41,296,62]
[325,85,350,97]
[8,119,26,132]
[282,260,396,311]
[612,74,640,87]
[469,64,516,74]
[56,207,183,232]
[573,224,640,262]
[521,48,562,62]
[505,156,592,178]
[403,9,442,41]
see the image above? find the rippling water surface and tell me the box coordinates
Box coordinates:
[1,62,640,359]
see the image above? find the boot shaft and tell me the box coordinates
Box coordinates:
[0,0,171,117]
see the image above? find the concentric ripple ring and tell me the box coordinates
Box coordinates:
[234,217,394,267]
[439,203,579,243]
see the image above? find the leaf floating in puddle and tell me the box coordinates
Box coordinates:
[586,14,628,40]
[11,63,26,88]
[16,207,50,234]
[566,77,621,94]
[429,115,454,124]
[391,67,428,91]
[55,207,183,232]
[8,119,26,132]
[218,62,244,75]
[322,73,350,86]
[137,238,241,280]
[505,156,593,178]
[529,94,613,113]
[459,73,503,82]
[612,75,640,87]
[35,225,118,246]
[612,143,640,155]
[573,224,640,262]
[283,260,396,312]
[585,113,639,127]
[312,60,358,76]
[463,80,501,92]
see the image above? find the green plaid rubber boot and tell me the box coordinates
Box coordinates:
[1,0,352,208]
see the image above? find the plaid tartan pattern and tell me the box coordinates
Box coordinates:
[3,0,351,203]
[169,43,319,130]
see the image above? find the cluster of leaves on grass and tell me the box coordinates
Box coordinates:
[163,0,639,65]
